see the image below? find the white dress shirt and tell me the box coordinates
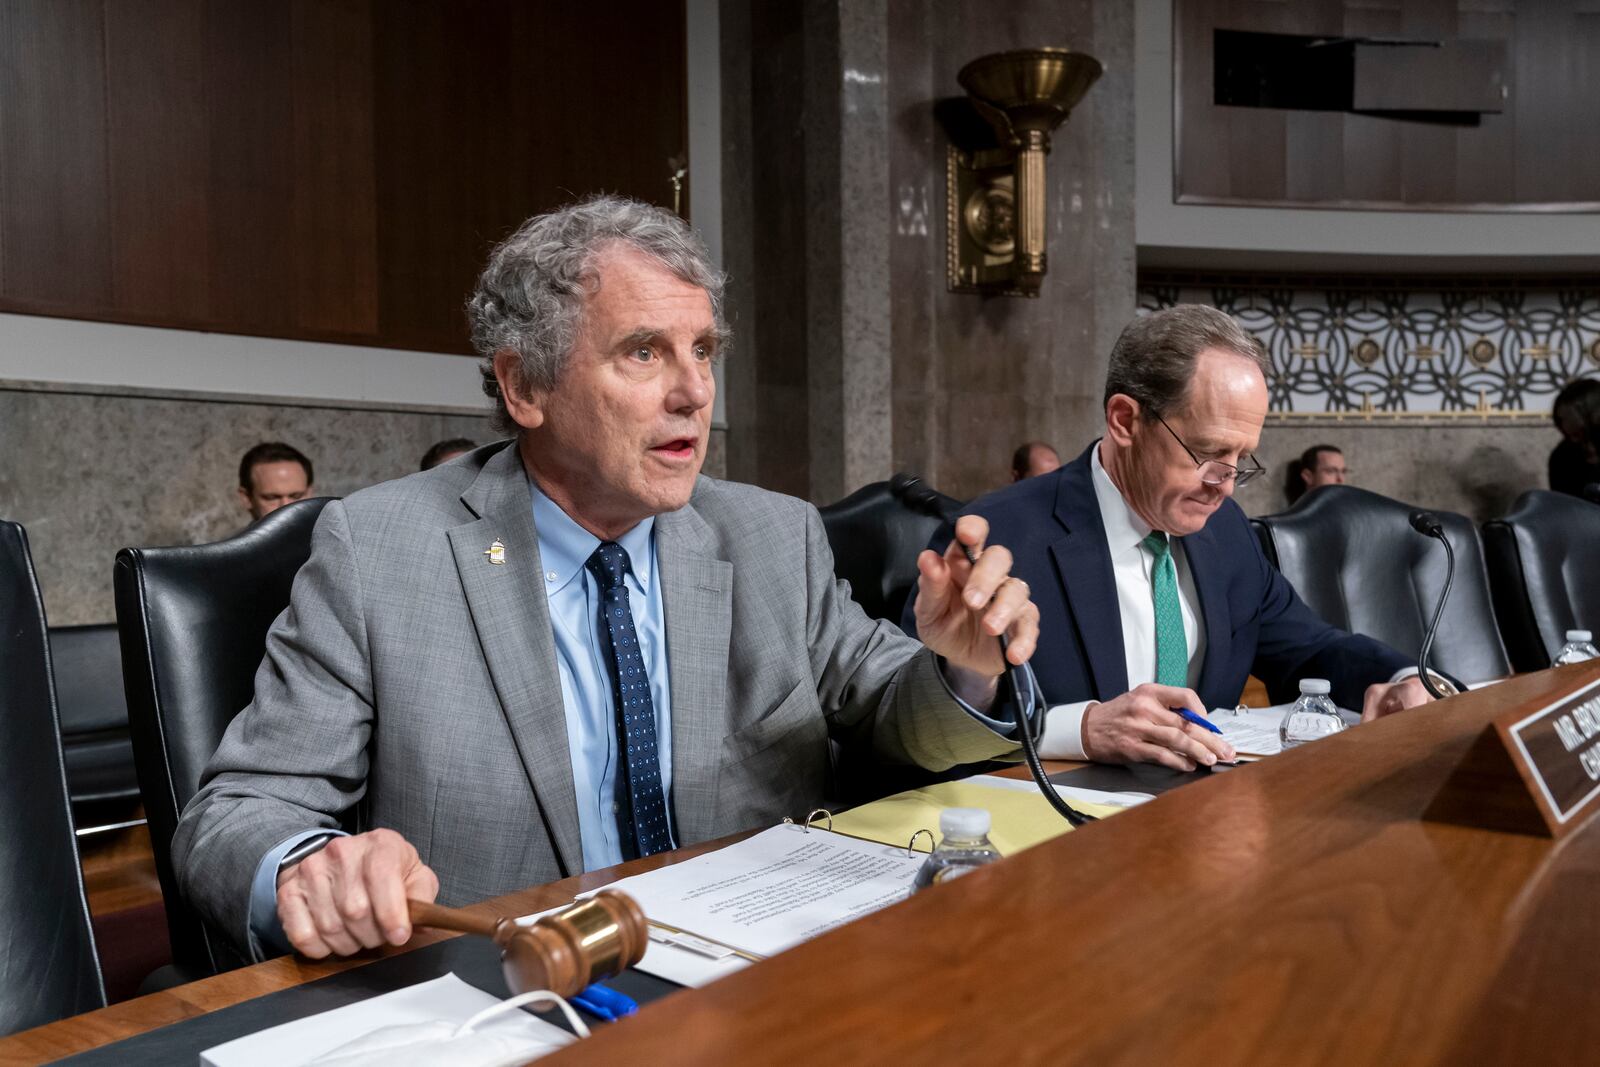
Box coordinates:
[1037,442,1206,759]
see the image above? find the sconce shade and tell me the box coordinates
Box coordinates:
[957,48,1104,136]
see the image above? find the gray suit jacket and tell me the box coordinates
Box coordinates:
[173,442,1020,952]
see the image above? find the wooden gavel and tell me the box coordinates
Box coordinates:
[408,889,649,999]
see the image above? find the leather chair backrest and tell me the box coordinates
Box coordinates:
[1483,490,1600,672]
[114,498,333,976]
[0,521,106,1034]
[50,624,129,736]
[50,622,142,808]
[1254,485,1511,686]
[818,475,962,625]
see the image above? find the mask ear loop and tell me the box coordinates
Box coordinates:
[453,990,593,1041]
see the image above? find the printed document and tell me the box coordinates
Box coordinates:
[587,823,924,959]
[1216,703,1361,757]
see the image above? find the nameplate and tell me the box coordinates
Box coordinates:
[1505,676,1600,826]
[1426,672,1600,838]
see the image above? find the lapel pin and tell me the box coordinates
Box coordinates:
[484,538,506,565]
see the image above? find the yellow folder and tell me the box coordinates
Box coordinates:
[827,778,1128,856]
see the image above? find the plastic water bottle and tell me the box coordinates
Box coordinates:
[912,808,1001,891]
[1555,630,1600,665]
[1279,678,1344,748]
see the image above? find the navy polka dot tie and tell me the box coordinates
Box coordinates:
[586,542,673,859]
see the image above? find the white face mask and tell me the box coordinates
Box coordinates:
[303,990,591,1067]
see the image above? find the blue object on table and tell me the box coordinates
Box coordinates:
[570,993,616,1021]
[1177,707,1223,735]
[575,982,638,1020]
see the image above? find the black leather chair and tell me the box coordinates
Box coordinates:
[1252,485,1510,686]
[114,498,334,977]
[0,521,106,1034]
[818,473,963,625]
[50,622,142,820]
[1483,490,1600,673]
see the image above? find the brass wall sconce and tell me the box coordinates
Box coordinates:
[947,48,1102,297]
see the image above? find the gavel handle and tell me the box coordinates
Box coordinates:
[407,898,500,939]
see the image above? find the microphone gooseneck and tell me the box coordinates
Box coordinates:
[894,475,1094,828]
[1407,510,1454,701]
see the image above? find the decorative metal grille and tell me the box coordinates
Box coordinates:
[1137,277,1600,426]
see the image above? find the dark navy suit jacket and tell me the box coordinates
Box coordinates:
[903,443,1411,712]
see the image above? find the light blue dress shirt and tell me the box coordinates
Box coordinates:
[247,479,675,958]
[528,480,676,869]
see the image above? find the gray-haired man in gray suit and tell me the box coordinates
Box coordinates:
[174,196,1042,962]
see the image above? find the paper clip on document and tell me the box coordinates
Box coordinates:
[647,920,765,963]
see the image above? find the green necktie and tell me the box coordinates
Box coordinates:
[1142,531,1187,688]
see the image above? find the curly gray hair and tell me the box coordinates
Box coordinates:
[469,195,727,434]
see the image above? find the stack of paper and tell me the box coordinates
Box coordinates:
[201,974,573,1066]
[1215,703,1362,757]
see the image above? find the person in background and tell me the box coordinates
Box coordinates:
[176,195,1042,964]
[908,305,1443,772]
[420,437,479,471]
[1284,443,1347,506]
[1010,441,1062,482]
[238,442,314,523]
[1549,378,1600,498]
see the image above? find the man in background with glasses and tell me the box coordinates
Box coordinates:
[906,305,1437,771]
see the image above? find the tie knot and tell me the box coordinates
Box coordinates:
[585,542,631,591]
[1141,531,1171,559]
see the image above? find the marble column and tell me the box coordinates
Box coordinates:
[718,0,1135,503]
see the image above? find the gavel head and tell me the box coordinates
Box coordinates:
[492,889,649,998]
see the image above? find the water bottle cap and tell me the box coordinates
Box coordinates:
[1567,630,1592,643]
[1298,678,1332,695]
[939,807,991,838]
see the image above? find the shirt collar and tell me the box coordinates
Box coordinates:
[1090,439,1154,552]
[528,477,656,595]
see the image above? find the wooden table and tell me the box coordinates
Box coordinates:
[7,664,1599,1065]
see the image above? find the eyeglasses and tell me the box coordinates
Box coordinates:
[1154,414,1266,488]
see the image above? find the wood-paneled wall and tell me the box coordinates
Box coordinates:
[1174,0,1600,211]
[0,1,686,355]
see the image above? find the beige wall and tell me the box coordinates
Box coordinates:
[1250,422,1553,524]
[0,383,490,625]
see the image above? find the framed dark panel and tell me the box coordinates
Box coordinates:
[0,0,113,308]
[0,0,688,355]
[1173,0,1600,212]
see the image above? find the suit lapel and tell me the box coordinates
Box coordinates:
[449,444,582,876]
[654,492,732,847]
[1178,522,1231,708]
[1048,449,1129,699]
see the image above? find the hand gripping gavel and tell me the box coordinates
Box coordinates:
[408,889,649,999]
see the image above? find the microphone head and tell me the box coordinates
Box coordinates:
[890,473,952,519]
[1583,483,1600,506]
[1408,509,1445,538]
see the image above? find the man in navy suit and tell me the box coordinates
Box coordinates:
[906,305,1441,771]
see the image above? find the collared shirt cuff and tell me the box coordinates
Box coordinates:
[1038,700,1095,761]
[247,829,349,962]
[933,657,1044,737]
[1388,665,1459,695]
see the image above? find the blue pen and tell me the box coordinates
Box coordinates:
[1176,707,1223,734]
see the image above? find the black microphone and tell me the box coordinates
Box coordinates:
[1407,510,1454,701]
[892,473,1094,827]
[1582,483,1600,506]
